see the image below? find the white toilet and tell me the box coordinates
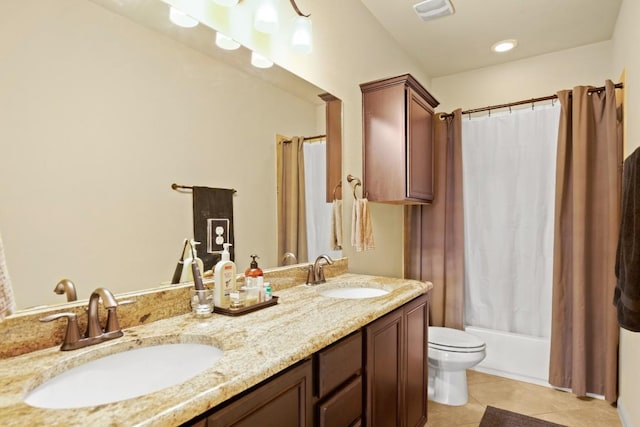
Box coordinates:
[428,326,486,406]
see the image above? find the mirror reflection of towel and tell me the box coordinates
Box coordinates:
[331,199,343,250]
[0,231,16,321]
[351,198,375,252]
[192,187,235,272]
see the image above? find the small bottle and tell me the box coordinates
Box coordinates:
[213,243,236,309]
[244,255,264,304]
[264,282,272,301]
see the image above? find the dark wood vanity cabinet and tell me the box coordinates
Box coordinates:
[360,74,439,204]
[203,359,313,427]
[184,294,428,427]
[365,293,429,427]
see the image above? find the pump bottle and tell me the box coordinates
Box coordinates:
[213,243,236,309]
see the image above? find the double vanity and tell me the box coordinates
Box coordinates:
[0,261,431,426]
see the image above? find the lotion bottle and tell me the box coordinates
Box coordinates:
[214,243,236,309]
[244,255,264,304]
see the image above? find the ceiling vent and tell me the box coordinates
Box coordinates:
[413,0,454,21]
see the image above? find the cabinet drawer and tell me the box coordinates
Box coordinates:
[318,376,363,427]
[316,331,362,397]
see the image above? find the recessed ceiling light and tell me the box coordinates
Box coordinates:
[491,39,518,53]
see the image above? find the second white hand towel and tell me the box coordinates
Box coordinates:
[351,198,375,252]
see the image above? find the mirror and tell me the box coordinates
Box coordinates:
[1,0,341,311]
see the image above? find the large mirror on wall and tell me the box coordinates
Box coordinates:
[0,0,342,312]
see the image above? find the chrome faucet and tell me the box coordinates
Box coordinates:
[306,254,334,285]
[40,287,132,351]
[53,278,77,302]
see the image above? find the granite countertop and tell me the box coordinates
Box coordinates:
[0,273,431,427]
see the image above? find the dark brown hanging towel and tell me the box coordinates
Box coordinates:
[192,186,235,271]
[614,147,640,332]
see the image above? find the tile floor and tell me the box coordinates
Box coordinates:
[426,370,622,427]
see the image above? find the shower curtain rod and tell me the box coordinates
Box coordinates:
[440,82,624,119]
[281,134,326,143]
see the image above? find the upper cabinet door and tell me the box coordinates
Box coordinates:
[361,74,439,204]
[407,88,434,201]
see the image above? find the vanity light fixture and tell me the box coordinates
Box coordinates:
[213,0,240,6]
[491,39,518,53]
[254,0,279,34]
[251,51,274,68]
[215,32,241,50]
[290,2,312,54]
[169,6,199,28]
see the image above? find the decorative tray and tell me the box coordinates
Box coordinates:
[214,296,279,316]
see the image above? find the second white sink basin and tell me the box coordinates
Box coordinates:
[24,342,223,409]
[318,287,389,299]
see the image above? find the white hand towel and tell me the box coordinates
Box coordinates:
[351,198,375,252]
[330,199,343,250]
[0,232,16,321]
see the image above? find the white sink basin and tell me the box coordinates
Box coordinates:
[24,343,223,409]
[318,287,389,299]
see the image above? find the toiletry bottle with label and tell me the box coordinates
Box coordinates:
[244,255,264,304]
[213,243,236,309]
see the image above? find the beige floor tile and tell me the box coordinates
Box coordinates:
[535,404,622,427]
[428,371,622,427]
[427,396,486,426]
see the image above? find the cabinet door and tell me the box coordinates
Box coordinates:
[406,88,434,202]
[207,359,313,427]
[365,308,403,427]
[403,294,429,427]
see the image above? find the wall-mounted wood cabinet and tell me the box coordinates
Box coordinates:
[360,74,439,204]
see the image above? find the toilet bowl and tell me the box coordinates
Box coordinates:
[428,326,486,406]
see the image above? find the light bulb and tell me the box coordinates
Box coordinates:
[251,51,274,68]
[254,0,279,34]
[169,7,198,28]
[291,16,312,55]
[215,32,241,50]
[213,0,240,6]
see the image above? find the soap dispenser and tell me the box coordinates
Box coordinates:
[244,255,264,304]
[213,243,236,309]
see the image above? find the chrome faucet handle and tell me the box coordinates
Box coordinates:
[40,312,81,351]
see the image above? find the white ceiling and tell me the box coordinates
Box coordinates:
[360,0,622,78]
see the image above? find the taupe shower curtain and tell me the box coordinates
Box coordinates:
[277,136,308,264]
[406,110,464,329]
[549,81,622,403]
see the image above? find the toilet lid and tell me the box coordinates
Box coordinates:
[428,327,485,352]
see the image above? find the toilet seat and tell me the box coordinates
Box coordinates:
[428,327,485,353]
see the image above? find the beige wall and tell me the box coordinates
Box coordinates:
[612,0,640,425]
[1,0,321,308]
